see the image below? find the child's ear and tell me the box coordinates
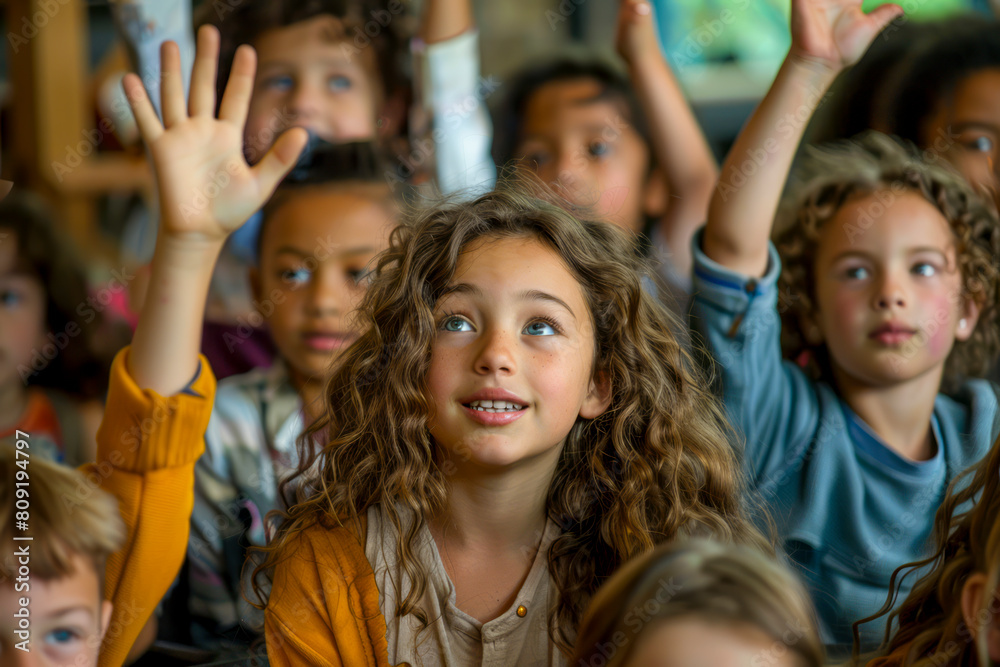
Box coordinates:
[955,298,981,342]
[580,370,612,419]
[960,571,1000,660]
[642,167,668,220]
[99,599,113,642]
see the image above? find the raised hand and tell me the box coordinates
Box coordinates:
[789,0,903,70]
[123,25,307,244]
[615,0,660,66]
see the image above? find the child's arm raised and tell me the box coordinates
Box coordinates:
[124,26,306,394]
[422,0,473,43]
[92,27,304,666]
[418,0,496,196]
[703,0,901,278]
[617,0,716,280]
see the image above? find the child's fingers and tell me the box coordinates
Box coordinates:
[251,127,308,195]
[218,44,256,130]
[122,73,164,144]
[159,41,187,128]
[188,25,220,118]
[631,0,651,18]
[865,3,904,34]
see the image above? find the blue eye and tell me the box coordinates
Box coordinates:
[967,136,995,153]
[588,141,609,158]
[280,268,311,287]
[524,320,556,336]
[913,262,936,277]
[0,289,22,307]
[45,628,79,645]
[845,266,870,280]
[441,316,473,332]
[262,75,293,92]
[328,75,352,92]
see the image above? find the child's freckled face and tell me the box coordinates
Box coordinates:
[515,79,650,234]
[0,233,47,391]
[426,237,609,471]
[245,15,379,159]
[921,68,1000,215]
[253,188,394,388]
[811,190,973,388]
[623,617,805,667]
[0,555,112,667]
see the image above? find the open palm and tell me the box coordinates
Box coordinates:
[123,26,307,243]
[790,0,903,69]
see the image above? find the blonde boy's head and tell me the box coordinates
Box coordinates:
[0,447,125,665]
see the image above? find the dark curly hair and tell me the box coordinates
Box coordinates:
[774,131,1000,391]
[253,176,770,656]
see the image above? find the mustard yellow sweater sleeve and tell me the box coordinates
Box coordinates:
[84,347,216,667]
[265,523,391,667]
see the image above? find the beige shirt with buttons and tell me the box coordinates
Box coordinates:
[366,504,565,667]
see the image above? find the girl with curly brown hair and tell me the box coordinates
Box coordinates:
[254,165,769,664]
[859,432,1000,667]
[691,0,1000,656]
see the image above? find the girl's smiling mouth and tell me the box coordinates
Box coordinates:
[459,389,529,425]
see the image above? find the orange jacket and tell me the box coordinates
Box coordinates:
[265,520,392,667]
[92,348,215,667]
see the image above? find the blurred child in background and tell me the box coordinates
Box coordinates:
[186,143,400,651]
[888,16,1000,216]
[572,539,824,667]
[0,195,109,466]
[0,452,126,667]
[494,0,718,311]
[112,1,493,375]
[691,0,1000,652]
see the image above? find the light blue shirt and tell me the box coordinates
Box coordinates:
[689,229,1000,650]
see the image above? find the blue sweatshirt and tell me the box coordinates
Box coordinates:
[689,231,1000,649]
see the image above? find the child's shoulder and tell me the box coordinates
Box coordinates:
[273,515,372,588]
[936,378,1000,465]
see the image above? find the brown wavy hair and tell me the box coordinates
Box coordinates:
[252,178,770,655]
[572,539,824,667]
[774,131,1000,391]
[856,430,1000,666]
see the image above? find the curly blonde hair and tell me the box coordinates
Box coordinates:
[774,131,1000,390]
[857,429,1000,666]
[572,539,824,667]
[253,178,770,655]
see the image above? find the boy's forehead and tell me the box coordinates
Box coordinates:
[254,14,369,68]
[522,79,632,134]
[820,189,957,256]
[1,553,102,611]
[262,188,395,253]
